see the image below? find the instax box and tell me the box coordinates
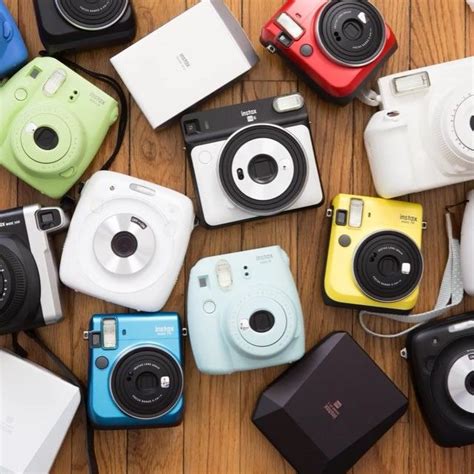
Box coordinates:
[0,349,80,473]
[111,0,259,129]
[253,333,408,474]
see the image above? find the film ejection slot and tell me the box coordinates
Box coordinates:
[348,199,364,228]
[393,72,431,95]
[275,13,304,40]
[272,94,304,113]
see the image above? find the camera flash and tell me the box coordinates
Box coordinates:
[348,199,364,228]
[102,319,117,349]
[273,94,304,113]
[216,260,233,290]
[393,72,430,94]
[275,13,304,40]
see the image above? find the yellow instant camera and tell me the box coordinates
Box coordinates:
[323,194,425,313]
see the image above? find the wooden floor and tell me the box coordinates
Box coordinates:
[2,0,474,473]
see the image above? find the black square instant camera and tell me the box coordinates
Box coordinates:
[405,312,474,447]
[33,0,136,54]
[253,332,408,474]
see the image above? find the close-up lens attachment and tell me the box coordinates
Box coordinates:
[317,0,386,66]
[219,125,308,214]
[111,346,183,419]
[55,0,129,31]
[353,231,423,302]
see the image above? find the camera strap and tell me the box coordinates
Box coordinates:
[359,212,464,338]
[10,331,99,474]
[38,51,128,173]
[356,86,382,107]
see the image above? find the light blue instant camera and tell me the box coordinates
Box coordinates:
[187,245,305,374]
[84,313,184,429]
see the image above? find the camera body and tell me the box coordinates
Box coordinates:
[60,171,195,312]
[187,245,305,374]
[405,312,474,447]
[33,0,136,54]
[364,57,474,198]
[182,93,324,228]
[0,0,28,78]
[0,57,119,199]
[324,194,424,313]
[260,0,397,105]
[85,312,184,429]
[0,204,68,335]
[461,190,474,296]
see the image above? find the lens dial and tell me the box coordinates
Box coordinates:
[111,347,183,419]
[353,231,423,302]
[440,92,474,168]
[93,214,155,276]
[219,124,308,214]
[55,0,129,31]
[0,246,26,324]
[317,0,386,67]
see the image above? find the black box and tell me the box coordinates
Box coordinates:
[252,332,408,474]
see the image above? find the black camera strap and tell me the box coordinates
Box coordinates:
[38,50,128,173]
[11,331,99,474]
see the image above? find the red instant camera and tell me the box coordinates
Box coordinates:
[260,0,397,105]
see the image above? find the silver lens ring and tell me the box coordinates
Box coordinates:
[93,213,155,275]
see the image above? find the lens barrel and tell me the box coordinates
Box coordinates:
[111,347,183,419]
[219,125,307,214]
[317,0,386,66]
[55,0,129,31]
[353,231,423,302]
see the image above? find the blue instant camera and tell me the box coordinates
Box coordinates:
[0,0,28,78]
[85,312,184,429]
[187,245,305,374]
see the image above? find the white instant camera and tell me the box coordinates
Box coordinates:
[364,57,474,198]
[187,245,305,374]
[60,171,195,311]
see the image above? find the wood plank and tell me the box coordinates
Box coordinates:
[239,80,297,474]
[127,2,186,474]
[409,1,470,473]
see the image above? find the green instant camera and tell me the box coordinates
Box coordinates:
[0,57,119,198]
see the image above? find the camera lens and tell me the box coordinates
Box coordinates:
[55,0,128,31]
[248,154,278,184]
[111,231,138,258]
[353,231,423,302]
[111,347,183,419]
[33,127,59,151]
[0,245,27,327]
[316,0,386,66]
[465,372,474,396]
[249,310,275,333]
[219,125,307,214]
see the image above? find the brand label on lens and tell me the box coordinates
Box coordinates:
[161,376,170,388]
[131,216,147,229]
[240,319,249,330]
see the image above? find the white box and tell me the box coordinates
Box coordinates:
[0,349,80,473]
[111,0,259,129]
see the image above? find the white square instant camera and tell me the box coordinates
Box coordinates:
[0,349,80,473]
[110,0,259,129]
[60,171,195,312]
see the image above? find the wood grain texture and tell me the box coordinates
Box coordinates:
[0,1,473,473]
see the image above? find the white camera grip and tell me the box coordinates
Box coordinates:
[359,213,464,338]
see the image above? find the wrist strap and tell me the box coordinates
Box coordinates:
[39,51,128,173]
[11,331,99,474]
[356,86,381,107]
[359,212,464,338]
